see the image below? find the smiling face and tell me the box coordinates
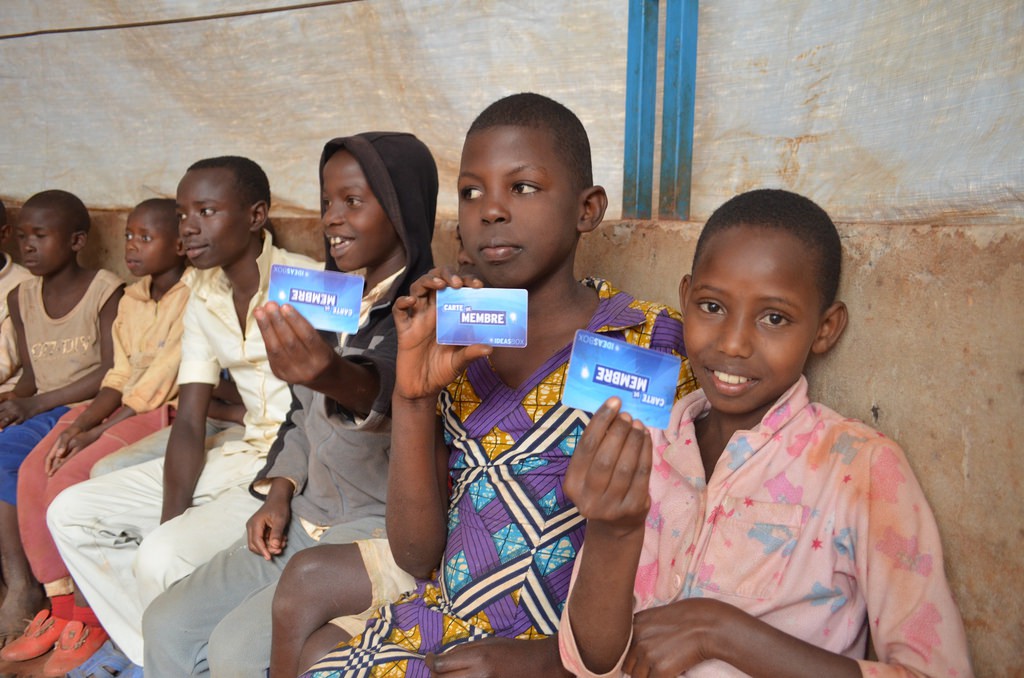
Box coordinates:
[176,167,265,273]
[124,205,184,278]
[680,225,846,433]
[14,206,82,277]
[321,149,404,290]
[457,125,598,291]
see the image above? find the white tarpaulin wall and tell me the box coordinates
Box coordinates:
[0,1,1021,222]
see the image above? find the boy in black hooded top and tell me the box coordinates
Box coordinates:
[142,132,438,677]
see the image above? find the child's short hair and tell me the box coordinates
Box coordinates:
[694,189,842,309]
[133,198,178,232]
[186,156,271,208]
[467,92,593,191]
[22,189,91,234]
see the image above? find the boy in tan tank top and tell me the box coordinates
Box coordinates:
[0,189,123,648]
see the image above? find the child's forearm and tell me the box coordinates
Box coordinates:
[28,365,108,414]
[314,356,380,419]
[709,611,861,678]
[161,420,207,522]
[567,525,645,674]
[386,396,449,578]
[160,383,213,522]
[66,386,124,432]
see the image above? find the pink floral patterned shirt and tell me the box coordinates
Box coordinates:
[560,377,972,677]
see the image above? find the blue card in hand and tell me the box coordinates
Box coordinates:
[436,287,528,347]
[268,264,364,334]
[562,330,680,429]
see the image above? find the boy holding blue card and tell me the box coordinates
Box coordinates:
[301,93,695,677]
[142,132,438,677]
[560,190,971,677]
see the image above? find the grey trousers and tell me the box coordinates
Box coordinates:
[141,512,385,677]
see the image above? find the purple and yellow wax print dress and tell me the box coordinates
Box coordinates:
[304,279,695,678]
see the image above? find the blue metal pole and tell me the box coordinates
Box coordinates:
[622,0,659,219]
[659,0,699,221]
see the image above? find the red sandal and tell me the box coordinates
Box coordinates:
[0,609,68,662]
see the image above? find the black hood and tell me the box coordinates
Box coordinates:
[318,132,437,304]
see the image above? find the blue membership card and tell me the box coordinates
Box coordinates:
[268,264,364,334]
[562,330,680,429]
[436,287,528,347]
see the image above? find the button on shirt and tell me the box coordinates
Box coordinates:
[178,234,317,456]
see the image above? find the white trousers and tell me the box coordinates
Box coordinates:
[46,428,262,666]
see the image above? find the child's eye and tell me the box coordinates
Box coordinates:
[125,233,134,241]
[460,187,482,201]
[697,301,723,314]
[345,196,363,208]
[200,207,215,217]
[512,183,538,195]
[141,234,153,242]
[761,312,789,327]
[176,213,186,222]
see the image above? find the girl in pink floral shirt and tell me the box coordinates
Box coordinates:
[560,189,971,678]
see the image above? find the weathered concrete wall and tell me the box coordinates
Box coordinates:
[10,208,1015,674]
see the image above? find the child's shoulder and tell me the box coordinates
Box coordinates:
[269,242,319,270]
[92,268,125,291]
[0,258,33,298]
[794,397,914,479]
[584,277,683,349]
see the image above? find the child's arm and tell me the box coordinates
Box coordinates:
[0,289,35,405]
[0,288,121,426]
[160,382,214,522]
[560,398,652,675]
[425,637,570,678]
[387,268,491,578]
[45,386,127,475]
[255,301,380,418]
[209,375,246,424]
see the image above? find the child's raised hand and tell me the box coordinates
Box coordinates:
[564,397,652,538]
[393,267,492,401]
[254,301,338,389]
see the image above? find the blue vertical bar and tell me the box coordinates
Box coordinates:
[622,0,659,219]
[659,0,699,220]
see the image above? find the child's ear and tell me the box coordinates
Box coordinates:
[175,237,187,257]
[811,301,848,355]
[248,200,269,233]
[677,274,692,320]
[576,186,608,235]
[70,231,87,252]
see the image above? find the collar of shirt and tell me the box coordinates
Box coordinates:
[337,266,405,346]
[662,376,811,478]
[188,231,276,303]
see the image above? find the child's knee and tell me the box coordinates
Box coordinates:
[135,534,186,605]
[208,601,271,676]
[45,482,84,536]
[274,548,320,612]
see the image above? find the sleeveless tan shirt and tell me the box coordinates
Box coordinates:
[18,270,123,397]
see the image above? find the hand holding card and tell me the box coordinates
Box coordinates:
[562,331,680,429]
[436,287,528,347]
[268,264,364,334]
